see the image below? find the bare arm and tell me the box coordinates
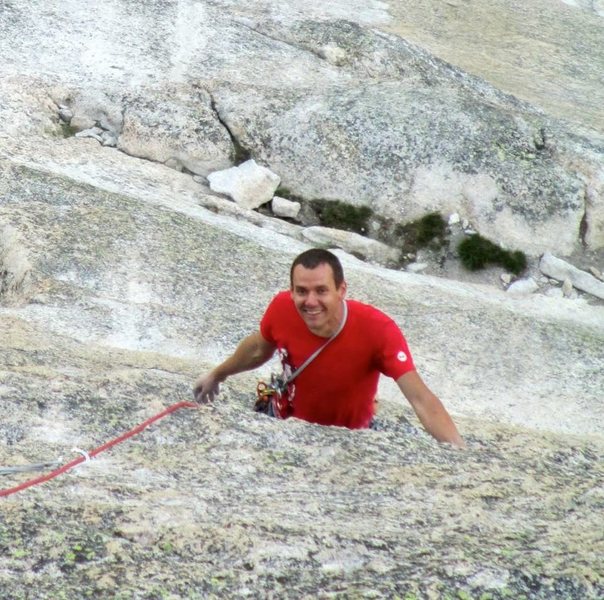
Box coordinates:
[397,371,466,449]
[193,331,276,403]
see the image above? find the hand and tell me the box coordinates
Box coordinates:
[193,373,222,404]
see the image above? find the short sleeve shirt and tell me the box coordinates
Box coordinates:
[260,291,415,429]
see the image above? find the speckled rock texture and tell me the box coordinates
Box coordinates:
[1,162,603,599]
[1,0,603,255]
[1,1,603,598]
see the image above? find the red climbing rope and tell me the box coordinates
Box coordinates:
[0,400,197,498]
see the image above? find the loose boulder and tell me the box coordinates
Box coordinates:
[272,196,302,220]
[208,160,281,209]
[506,277,539,296]
[540,252,604,300]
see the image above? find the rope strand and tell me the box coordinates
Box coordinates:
[0,401,197,498]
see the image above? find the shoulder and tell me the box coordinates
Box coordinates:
[346,299,405,343]
[268,290,293,310]
[261,290,295,340]
[347,299,396,328]
[263,290,295,320]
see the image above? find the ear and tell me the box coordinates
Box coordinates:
[338,280,347,298]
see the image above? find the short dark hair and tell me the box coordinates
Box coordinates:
[290,248,344,288]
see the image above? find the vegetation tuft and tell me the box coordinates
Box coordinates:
[231,139,251,165]
[59,122,78,138]
[396,212,448,256]
[311,199,372,234]
[275,186,303,202]
[457,234,527,274]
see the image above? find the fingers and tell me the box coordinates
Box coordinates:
[193,379,220,404]
[193,381,206,403]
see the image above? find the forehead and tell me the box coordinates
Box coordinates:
[291,263,336,287]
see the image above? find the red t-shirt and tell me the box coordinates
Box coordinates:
[260,291,415,429]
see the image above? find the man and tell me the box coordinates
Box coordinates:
[194,248,465,448]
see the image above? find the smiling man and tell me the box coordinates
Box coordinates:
[194,248,465,448]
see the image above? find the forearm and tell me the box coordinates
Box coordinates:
[212,332,275,381]
[397,371,465,448]
[411,393,465,448]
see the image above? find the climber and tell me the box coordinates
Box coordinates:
[194,248,465,448]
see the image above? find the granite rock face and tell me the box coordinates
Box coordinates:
[1,1,604,597]
[117,85,233,175]
[1,160,603,597]
[1,0,603,256]
[214,77,589,255]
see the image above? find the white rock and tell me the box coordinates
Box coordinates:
[540,252,604,300]
[301,226,400,265]
[75,127,104,142]
[406,262,428,273]
[70,115,96,131]
[588,266,603,281]
[319,44,348,66]
[58,107,73,122]
[562,278,576,298]
[448,212,461,226]
[272,196,301,220]
[101,131,117,147]
[544,287,564,298]
[506,277,539,295]
[500,273,512,285]
[207,160,281,210]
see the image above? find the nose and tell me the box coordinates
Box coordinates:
[305,291,319,306]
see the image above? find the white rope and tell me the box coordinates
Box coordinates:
[71,447,91,464]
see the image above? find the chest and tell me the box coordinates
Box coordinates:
[277,327,376,377]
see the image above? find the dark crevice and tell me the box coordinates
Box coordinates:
[534,127,547,151]
[207,91,251,165]
[579,208,588,248]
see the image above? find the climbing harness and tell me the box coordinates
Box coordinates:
[255,375,291,418]
[0,400,197,498]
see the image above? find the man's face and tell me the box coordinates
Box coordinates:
[290,263,347,337]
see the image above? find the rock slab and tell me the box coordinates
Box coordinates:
[208,160,281,209]
[540,252,604,300]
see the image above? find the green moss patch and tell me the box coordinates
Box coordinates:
[458,234,527,274]
[310,199,372,234]
[396,212,448,251]
[59,122,78,138]
[274,187,303,202]
[231,139,251,165]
